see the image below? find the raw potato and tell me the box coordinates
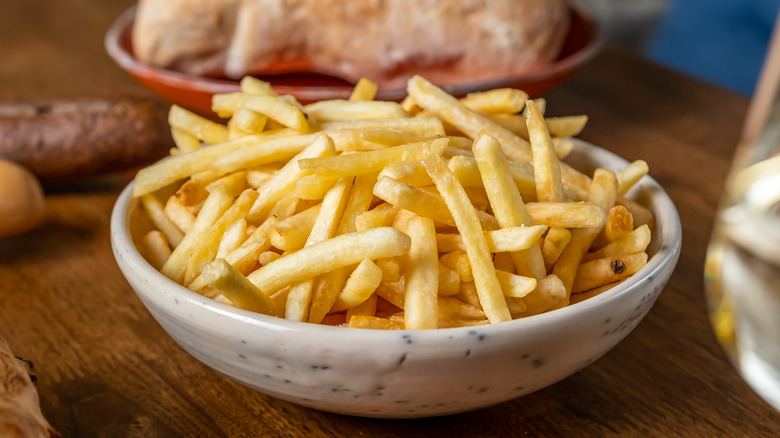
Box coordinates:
[0,338,59,438]
[0,160,45,238]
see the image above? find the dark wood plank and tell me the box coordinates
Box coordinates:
[1,1,779,436]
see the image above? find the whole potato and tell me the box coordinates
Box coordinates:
[0,160,45,238]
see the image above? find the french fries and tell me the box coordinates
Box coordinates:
[132,74,656,329]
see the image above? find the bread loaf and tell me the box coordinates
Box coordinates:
[133,0,571,89]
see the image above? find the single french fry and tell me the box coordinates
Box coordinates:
[357,128,426,147]
[435,225,547,253]
[378,161,432,187]
[374,281,406,309]
[347,315,404,329]
[268,204,321,252]
[437,297,485,320]
[203,170,248,198]
[169,104,228,144]
[304,100,408,122]
[175,179,209,207]
[460,88,528,114]
[140,230,172,270]
[523,98,546,116]
[617,197,655,228]
[552,137,575,159]
[331,259,384,312]
[526,100,565,202]
[455,281,481,309]
[246,227,410,299]
[439,250,473,283]
[517,274,567,316]
[134,134,272,197]
[240,76,277,96]
[495,270,537,298]
[201,259,277,315]
[448,155,537,201]
[231,108,267,134]
[570,279,628,304]
[293,174,336,200]
[542,227,572,270]
[547,116,589,137]
[485,225,548,253]
[375,257,401,283]
[299,138,447,179]
[572,252,648,293]
[164,195,196,233]
[248,134,336,223]
[618,160,649,195]
[349,78,379,101]
[346,293,378,322]
[524,202,607,228]
[423,154,510,323]
[217,218,247,259]
[374,176,455,227]
[321,117,445,137]
[324,129,385,152]
[584,224,651,262]
[245,165,280,189]
[400,95,420,114]
[407,75,533,161]
[438,263,461,296]
[141,194,184,248]
[210,133,324,180]
[603,205,635,245]
[212,93,308,132]
[171,127,201,153]
[355,203,399,231]
[403,216,439,330]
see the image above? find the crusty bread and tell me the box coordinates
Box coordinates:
[133,0,571,88]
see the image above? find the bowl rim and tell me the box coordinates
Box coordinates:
[110,139,682,340]
[104,5,606,101]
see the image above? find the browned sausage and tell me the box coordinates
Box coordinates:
[0,96,173,182]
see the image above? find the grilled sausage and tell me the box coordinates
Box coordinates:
[0,96,173,182]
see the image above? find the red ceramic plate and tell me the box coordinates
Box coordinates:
[106,6,604,118]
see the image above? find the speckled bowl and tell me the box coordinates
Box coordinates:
[110,140,681,418]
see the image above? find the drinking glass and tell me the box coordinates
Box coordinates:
[704,16,780,410]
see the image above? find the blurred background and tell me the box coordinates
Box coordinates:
[576,0,780,96]
[2,0,779,99]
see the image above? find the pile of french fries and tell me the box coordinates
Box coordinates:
[133,75,654,329]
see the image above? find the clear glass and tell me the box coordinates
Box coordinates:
[704,15,780,411]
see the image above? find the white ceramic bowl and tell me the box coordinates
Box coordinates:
[111,140,681,418]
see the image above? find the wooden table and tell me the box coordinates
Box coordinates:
[2,1,779,436]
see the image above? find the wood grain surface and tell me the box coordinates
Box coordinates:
[1,1,779,436]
